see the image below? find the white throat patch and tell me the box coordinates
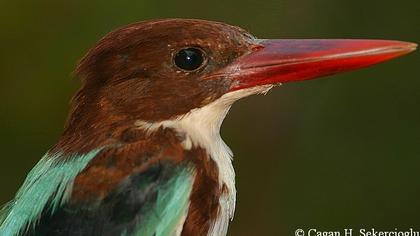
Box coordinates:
[135,85,273,236]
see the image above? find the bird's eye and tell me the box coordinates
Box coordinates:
[174,48,206,71]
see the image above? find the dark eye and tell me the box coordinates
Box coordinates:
[174,48,206,71]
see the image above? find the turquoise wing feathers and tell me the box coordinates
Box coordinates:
[131,166,194,236]
[0,148,195,236]
[0,149,102,236]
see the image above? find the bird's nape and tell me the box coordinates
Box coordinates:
[0,18,416,236]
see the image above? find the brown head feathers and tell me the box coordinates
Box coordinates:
[54,19,259,153]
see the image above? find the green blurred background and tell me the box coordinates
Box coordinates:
[0,0,419,235]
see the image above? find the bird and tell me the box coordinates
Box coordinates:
[0,19,416,236]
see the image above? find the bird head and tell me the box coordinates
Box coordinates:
[74,19,258,122]
[58,19,416,152]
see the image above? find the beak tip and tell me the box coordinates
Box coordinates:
[383,41,417,61]
[405,42,418,53]
[391,40,417,55]
[226,39,417,91]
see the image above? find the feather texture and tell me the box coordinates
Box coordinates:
[0,149,102,236]
[132,166,194,236]
[26,162,195,236]
[0,127,202,236]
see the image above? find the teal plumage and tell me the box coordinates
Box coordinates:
[0,147,196,236]
[3,18,408,236]
[0,149,102,236]
[132,166,194,236]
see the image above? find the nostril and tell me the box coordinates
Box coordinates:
[250,44,264,52]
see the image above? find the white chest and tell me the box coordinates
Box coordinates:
[136,85,273,236]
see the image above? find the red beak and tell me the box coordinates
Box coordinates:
[224,39,417,91]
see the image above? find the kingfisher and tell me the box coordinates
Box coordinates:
[0,19,416,236]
